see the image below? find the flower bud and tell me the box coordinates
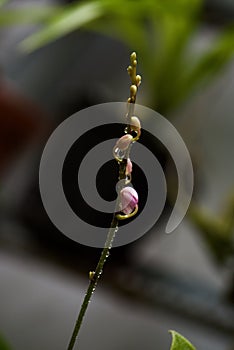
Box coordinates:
[136,75,142,87]
[130,84,137,97]
[131,52,137,61]
[120,186,138,215]
[125,158,132,176]
[127,66,132,74]
[130,116,141,132]
[115,134,133,151]
[113,134,133,161]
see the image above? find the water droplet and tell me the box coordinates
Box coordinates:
[113,147,126,160]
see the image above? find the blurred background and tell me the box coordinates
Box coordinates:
[1,0,234,349]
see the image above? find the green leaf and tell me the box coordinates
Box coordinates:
[0,334,11,350]
[189,27,234,82]
[6,0,233,116]
[169,330,196,350]
[0,0,9,8]
[18,0,202,53]
[0,6,60,26]
[20,1,105,52]
[174,26,234,106]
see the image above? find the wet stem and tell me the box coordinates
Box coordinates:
[66,216,119,350]
[67,155,133,350]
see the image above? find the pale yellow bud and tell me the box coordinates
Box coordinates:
[136,75,141,86]
[130,116,141,131]
[130,84,137,96]
[131,52,136,61]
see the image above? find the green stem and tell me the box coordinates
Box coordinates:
[66,217,118,350]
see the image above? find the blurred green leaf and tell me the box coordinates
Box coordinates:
[0,6,60,26]
[169,330,196,350]
[2,0,232,117]
[0,0,9,8]
[20,1,105,52]
[0,334,11,350]
[19,0,202,53]
[84,0,202,112]
[191,26,234,81]
[174,26,234,106]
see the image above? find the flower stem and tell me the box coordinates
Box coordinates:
[67,217,118,350]
[66,52,141,350]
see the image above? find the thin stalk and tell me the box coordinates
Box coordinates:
[67,217,118,350]
[66,52,141,350]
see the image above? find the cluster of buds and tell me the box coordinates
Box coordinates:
[113,51,142,221]
[127,52,142,103]
[113,116,141,220]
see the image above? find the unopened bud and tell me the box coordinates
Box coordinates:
[130,84,137,97]
[130,116,141,132]
[120,186,138,215]
[131,52,137,61]
[115,134,133,151]
[125,158,133,176]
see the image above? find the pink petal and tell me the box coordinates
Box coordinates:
[115,134,133,151]
[120,186,138,214]
[125,158,133,175]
